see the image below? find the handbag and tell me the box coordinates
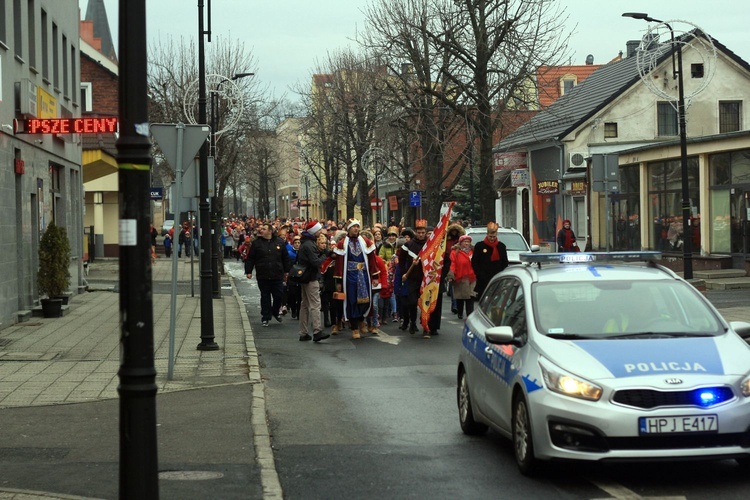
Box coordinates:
[289,262,315,283]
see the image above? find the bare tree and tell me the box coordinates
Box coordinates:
[360,0,572,222]
[295,49,385,225]
[147,35,268,218]
[361,0,473,223]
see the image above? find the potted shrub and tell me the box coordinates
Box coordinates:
[38,222,72,317]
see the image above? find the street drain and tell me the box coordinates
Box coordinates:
[158,470,224,481]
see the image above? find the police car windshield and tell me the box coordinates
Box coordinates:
[533,280,723,338]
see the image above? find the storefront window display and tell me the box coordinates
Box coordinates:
[609,165,640,250]
[709,150,750,255]
[648,158,700,252]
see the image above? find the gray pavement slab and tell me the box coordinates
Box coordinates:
[0,257,279,499]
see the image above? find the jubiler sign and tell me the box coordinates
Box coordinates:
[15,117,118,134]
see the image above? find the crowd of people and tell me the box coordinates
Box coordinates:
[203,214,517,342]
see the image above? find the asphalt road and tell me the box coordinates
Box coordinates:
[230,261,750,500]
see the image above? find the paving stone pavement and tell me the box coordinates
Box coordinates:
[0,256,259,409]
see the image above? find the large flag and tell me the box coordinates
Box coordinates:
[418,202,455,331]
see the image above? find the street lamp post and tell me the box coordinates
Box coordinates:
[209,73,253,291]
[196,0,218,350]
[623,12,692,279]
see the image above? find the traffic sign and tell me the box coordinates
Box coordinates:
[150,123,209,173]
[409,191,421,207]
[370,198,382,209]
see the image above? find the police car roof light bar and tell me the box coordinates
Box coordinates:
[520,251,662,264]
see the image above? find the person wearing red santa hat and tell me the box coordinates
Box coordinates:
[297,220,331,342]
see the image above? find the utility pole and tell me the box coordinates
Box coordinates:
[117,0,159,497]
[197,0,218,350]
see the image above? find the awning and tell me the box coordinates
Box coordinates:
[82,149,118,183]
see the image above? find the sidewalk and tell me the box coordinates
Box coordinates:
[0,256,280,499]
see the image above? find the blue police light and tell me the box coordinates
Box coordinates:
[520,251,662,264]
[698,390,718,406]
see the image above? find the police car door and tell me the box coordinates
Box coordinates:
[472,278,520,429]
[484,279,527,427]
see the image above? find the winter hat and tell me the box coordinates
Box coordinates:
[458,235,472,244]
[346,218,361,231]
[305,220,323,234]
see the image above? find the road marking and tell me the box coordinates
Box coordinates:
[368,330,401,345]
[590,479,686,500]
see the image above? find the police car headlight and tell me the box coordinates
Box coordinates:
[540,360,602,401]
[741,376,750,397]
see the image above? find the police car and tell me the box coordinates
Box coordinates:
[457,251,750,474]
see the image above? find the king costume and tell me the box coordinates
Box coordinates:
[333,221,380,338]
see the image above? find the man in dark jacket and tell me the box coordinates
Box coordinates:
[397,220,428,335]
[471,222,509,299]
[245,222,291,327]
[297,220,331,342]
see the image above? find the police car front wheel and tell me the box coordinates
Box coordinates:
[512,394,539,475]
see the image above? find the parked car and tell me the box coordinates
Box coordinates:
[457,251,750,475]
[161,219,175,236]
[464,226,540,263]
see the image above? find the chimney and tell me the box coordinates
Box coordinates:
[585,54,594,65]
[626,40,640,58]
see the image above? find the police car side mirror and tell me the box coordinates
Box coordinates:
[730,321,750,341]
[530,245,540,253]
[486,326,520,346]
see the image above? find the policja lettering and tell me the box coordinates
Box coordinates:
[624,361,708,373]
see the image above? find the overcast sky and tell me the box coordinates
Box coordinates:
[80,0,748,102]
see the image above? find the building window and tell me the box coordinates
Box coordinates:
[604,122,618,138]
[41,9,48,80]
[691,63,704,78]
[13,0,22,59]
[657,102,678,136]
[62,34,69,98]
[648,158,700,251]
[607,165,640,250]
[70,46,76,104]
[80,82,92,112]
[0,0,6,44]
[27,0,35,67]
[719,101,741,133]
[52,22,58,90]
[561,78,575,95]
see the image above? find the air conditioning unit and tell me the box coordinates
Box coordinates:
[569,152,587,168]
[16,79,38,117]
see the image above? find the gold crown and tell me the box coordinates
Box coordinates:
[415,219,428,228]
[487,222,499,232]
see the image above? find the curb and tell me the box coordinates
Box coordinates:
[231,272,283,498]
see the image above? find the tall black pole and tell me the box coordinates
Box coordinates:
[117,0,159,497]
[676,41,693,279]
[210,90,222,295]
[197,0,218,350]
[623,12,693,279]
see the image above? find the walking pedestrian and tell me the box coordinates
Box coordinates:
[332,219,379,339]
[397,220,428,335]
[557,219,579,252]
[285,236,302,319]
[297,220,331,342]
[448,235,476,319]
[471,222,509,299]
[245,222,291,327]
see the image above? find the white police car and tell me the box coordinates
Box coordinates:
[457,251,750,474]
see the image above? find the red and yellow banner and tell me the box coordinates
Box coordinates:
[418,202,455,332]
